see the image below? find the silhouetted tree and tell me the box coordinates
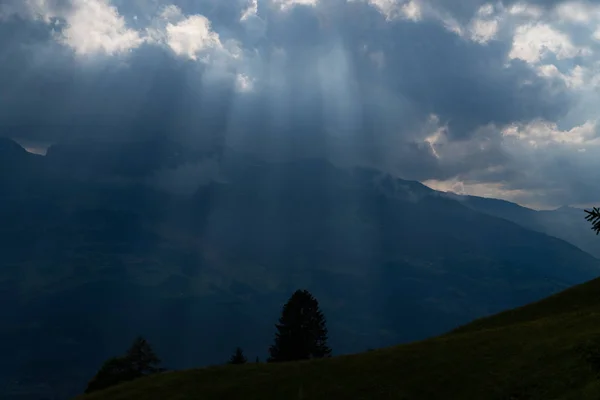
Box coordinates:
[228,347,247,364]
[126,336,162,375]
[84,356,135,394]
[85,336,162,394]
[268,289,332,362]
[585,207,600,235]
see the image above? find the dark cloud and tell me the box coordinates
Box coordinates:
[0,0,596,206]
[370,20,570,138]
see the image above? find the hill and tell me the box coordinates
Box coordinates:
[1,138,600,399]
[446,193,600,258]
[79,276,600,400]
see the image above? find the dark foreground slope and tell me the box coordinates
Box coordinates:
[79,277,600,400]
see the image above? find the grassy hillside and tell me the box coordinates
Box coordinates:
[79,276,600,400]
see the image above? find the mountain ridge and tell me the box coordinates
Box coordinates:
[444,192,600,258]
[1,136,599,399]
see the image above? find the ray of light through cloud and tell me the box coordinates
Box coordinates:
[1,0,600,208]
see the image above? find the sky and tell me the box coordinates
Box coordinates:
[1,0,600,209]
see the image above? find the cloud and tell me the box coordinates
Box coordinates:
[508,22,589,64]
[149,5,241,62]
[0,0,145,55]
[61,0,145,56]
[424,118,600,208]
[2,0,600,207]
[270,0,319,12]
[361,0,424,21]
[0,0,64,22]
[241,0,259,21]
[2,1,244,63]
[502,119,600,147]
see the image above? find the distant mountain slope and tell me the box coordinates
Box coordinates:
[44,138,221,179]
[0,137,43,175]
[446,193,600,258]
[0,138,599,399]
[79,276,600,400]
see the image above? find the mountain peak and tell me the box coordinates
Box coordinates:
[554,205,580,213]
[554,206,575,211]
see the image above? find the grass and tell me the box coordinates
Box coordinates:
[78,276,600,400]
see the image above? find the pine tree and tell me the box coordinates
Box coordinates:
[85,336,162,394]
[585,207,600,234]
[228,347,247,364]
[126,336,162,375]
[268,289,332,362]
[84,356,134,394]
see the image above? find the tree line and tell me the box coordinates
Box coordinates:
[84,289,331,394]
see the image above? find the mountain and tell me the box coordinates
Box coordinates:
[77,274,600,400]
[0,137,43,177]
[0,137,29,158]
[0,137,599,399]
[446,193,600,258]
[44,138,222,179]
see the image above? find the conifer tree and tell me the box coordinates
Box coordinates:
[228,347,247,364]
[84,336,162,394]
[268,289,332,362]
[126,336,162,375]
[585,207,600,234]
[84,356,133,394]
